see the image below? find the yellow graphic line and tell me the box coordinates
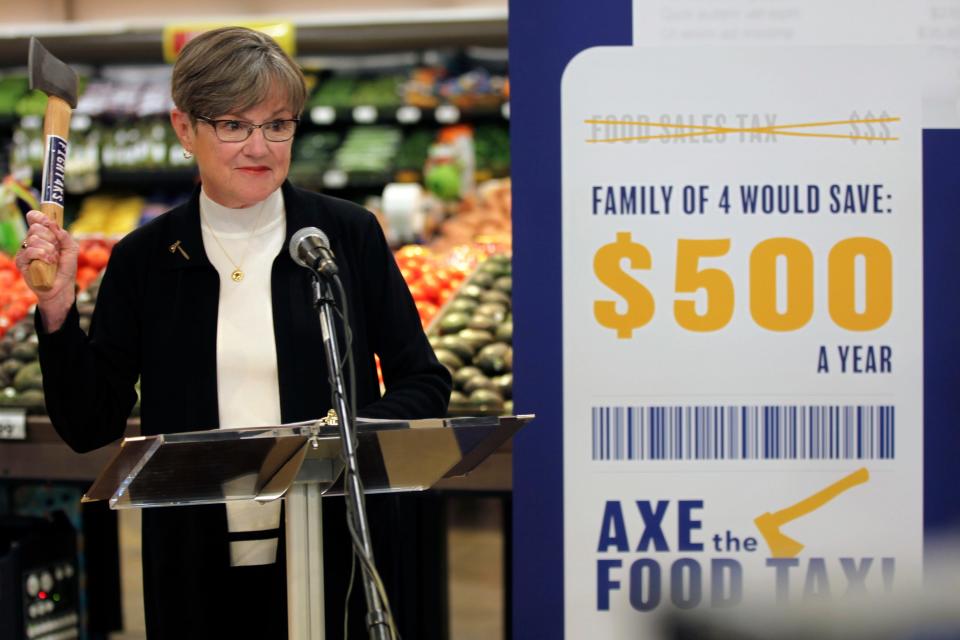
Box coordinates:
[584,117,899,131]
[583,117,900,143]
[588,131,897,143]
[754,467,870,559]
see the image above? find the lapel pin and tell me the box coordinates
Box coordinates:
[169,240,190,260]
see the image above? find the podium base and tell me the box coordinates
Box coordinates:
[286,483,325,640]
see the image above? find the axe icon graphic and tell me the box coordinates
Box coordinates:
[754,467,870,558]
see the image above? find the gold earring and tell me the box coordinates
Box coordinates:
[183,150,193,160]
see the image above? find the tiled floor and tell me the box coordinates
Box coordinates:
[110,495,506,640]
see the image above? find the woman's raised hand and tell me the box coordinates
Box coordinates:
[15,210,79,332]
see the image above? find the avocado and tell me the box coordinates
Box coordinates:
[495,321,513,344]
[448,298,479,314]
[433,348,465,373]
[1,359,22,379]
[475,342,512,376]
[11,342,38,362]
[438,312,470,335]
[474,302,508,322]
[459,284,485,300]
[467,315,497,332]
[457,328,495,351]
[492,373,513,399]
[468,388,504,412]
[437,335,475,363]
[13,361,43,392]
[493,276,512,295]
[463,374,497,395]
[470,271,495,288]
[479,290,511,308]
[452,366,484,390]
[18,389,45,410]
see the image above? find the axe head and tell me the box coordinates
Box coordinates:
[754,512,804,559]
[28,37,78,108]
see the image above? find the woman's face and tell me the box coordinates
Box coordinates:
[171,91,295,208]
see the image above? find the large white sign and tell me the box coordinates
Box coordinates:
[561,47,922,637]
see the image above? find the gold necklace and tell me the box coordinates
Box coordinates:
[200,199,269,283]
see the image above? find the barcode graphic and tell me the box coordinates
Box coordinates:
[591,405,895,461]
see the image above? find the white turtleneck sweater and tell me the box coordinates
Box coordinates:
[199,187,285,567]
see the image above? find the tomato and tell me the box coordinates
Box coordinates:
[77,266,98,290]
[418,273,442,304]
[396,245,431,261]
[399,267,417,284]
[84,246,111,271]
[415,299,438,318]
[6,301,26,320]
[407,281,429,302]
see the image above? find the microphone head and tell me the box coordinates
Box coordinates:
[289,227,330,268]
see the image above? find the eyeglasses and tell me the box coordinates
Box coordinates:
[196,115,300,142]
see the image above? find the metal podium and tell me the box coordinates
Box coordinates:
[81,413,533,640]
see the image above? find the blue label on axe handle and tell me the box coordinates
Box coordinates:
[40,135,68,208]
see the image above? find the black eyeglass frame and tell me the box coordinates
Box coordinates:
[195,115,301,143]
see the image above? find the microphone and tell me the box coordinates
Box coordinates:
[289,227,339,277]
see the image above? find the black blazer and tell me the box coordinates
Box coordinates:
[37,181,451,638]
[39,180,450,445]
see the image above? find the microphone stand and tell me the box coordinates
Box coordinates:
[311,273,391,640]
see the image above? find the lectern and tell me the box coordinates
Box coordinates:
[81,413,533,639]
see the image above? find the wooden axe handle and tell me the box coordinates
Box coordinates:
[27,94,72,292]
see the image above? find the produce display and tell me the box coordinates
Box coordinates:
[394,244,470,327]
[393,129,434,179]
[308,74,405,110]
[0,253,38,336]
[289,131,341,186]
[70,195,146,236]
[474,125,511,178]
[431,178,512,252]
[331,126,402,183]
[0,241,115,412]
[0,77,29,117]
[428,254,513,415]
[404,67,508,111]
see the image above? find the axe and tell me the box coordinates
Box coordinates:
[754,467,870,558]
[27,37,78,292]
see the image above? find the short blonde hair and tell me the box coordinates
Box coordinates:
[172,27,307,120]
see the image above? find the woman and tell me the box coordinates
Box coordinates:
[17,27,451,638]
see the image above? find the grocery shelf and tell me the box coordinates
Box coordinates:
[0,8,508,64]
[307,102,508,127]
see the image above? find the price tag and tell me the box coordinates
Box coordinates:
[352,106,378,124]
[435,105,461,124]
[323,170,348,189]
[311,106,336,125]
[396,106,422,124]
[0,409,27,440]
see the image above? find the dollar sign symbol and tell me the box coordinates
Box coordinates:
[594,232,655,338]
